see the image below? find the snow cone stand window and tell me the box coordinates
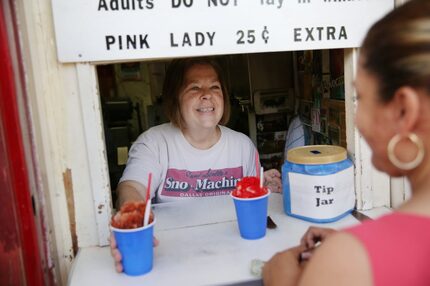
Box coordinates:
[25,0,402,284]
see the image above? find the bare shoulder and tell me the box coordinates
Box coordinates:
[299,231,373,286]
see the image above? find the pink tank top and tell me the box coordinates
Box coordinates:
[346,213,430,286]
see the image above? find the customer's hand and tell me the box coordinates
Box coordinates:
[264,169,282,193]
[109,233,159,273]
[300,226,337,249]
[263,245,307,286]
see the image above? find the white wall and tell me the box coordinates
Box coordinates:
[344,49,391,210]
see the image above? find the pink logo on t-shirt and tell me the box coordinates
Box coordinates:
[161,167,243,198]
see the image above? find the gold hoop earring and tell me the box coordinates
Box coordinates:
[387,133,425,170]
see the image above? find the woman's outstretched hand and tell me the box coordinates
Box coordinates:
[109,233,123,273]
[109,233,159,273]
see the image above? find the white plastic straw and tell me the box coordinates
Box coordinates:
[260,166,264,188]
[143,199,152,226]
[143,172,152,226]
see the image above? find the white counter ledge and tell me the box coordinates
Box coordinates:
[68,194,390,286]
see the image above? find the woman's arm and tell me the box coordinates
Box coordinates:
[116,180,146,208]
[263,232,372,286]
[298,232,372,286]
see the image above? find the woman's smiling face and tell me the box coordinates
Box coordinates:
[179,63,224,132]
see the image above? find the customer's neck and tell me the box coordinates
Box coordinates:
[399,160,430,216]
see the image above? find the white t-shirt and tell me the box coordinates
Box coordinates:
[119,123,259,203]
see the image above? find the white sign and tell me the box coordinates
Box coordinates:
[51,0,394,63]
[288,166,355,220]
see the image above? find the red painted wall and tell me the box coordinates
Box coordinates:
[0,4,44,286]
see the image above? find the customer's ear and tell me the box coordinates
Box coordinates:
[392,86,420,133]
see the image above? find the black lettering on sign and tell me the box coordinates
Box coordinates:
[260,0,284,9]
[316,198,334,207]
[105,34,150,51]
[314,185,334,195]
[294,28,301,42]
[170,32,216,47]
[172,0,193,8]
[208,0,238,7]
[314,185,335,207]
[106,35,115,50]
[98,0,154,11]
[305,27,314,41]
[236,30,256,45]
[324,0,359,2]
[293,26,348,42]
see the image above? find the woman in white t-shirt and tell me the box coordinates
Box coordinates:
[111,57,281,273]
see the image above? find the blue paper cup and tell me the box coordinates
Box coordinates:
[231,191,270,240]
[111,219,155,276]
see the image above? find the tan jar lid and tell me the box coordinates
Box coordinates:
[287,145,347,165]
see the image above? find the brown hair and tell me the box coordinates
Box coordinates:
[361,0,430,103]
[162,57,231,130]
